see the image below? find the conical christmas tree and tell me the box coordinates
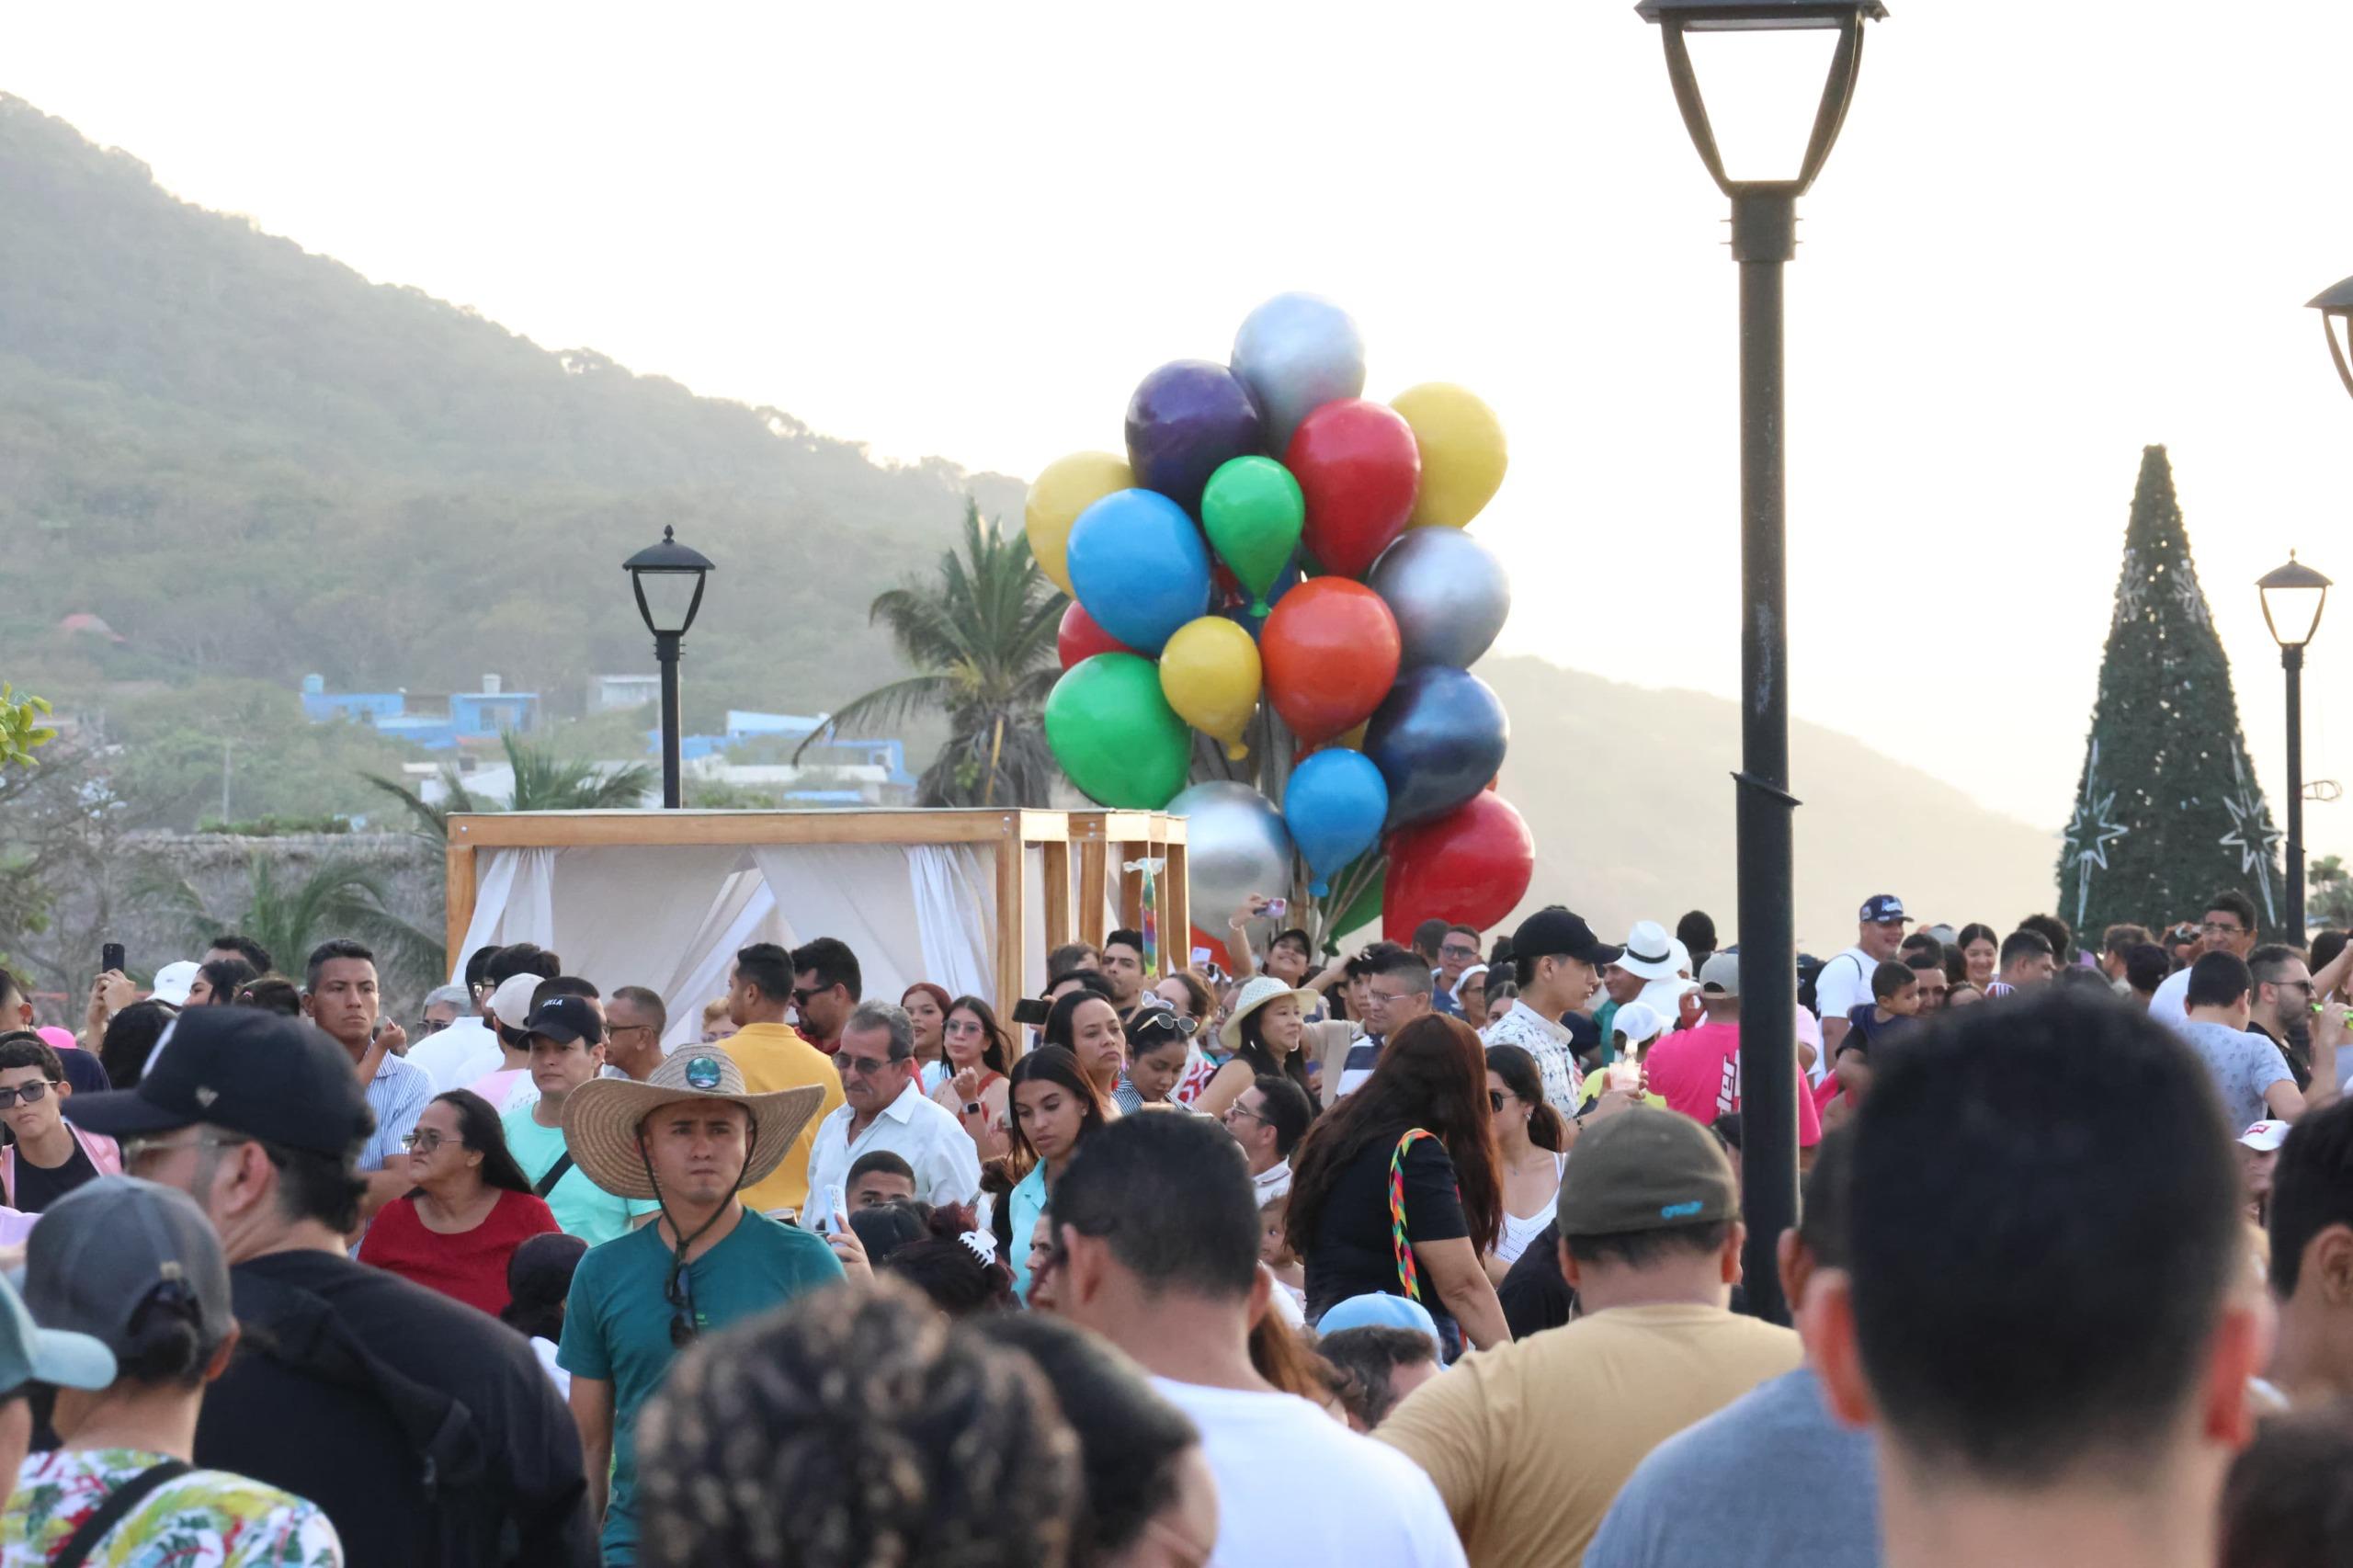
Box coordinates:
[2059,446,2286,937]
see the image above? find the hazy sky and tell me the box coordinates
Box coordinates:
[8,2,2353,872]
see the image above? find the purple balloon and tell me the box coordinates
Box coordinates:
[1125,360,1265,516]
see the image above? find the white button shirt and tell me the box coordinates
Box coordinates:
[803,1077,982,1233]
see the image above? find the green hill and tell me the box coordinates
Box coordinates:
[0,94,1011,824]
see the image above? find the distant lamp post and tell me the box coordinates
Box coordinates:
[622,526,715,809]
[1637,0,1884,1328]
[2310,274,2353,401]
[2258,553,2330,937]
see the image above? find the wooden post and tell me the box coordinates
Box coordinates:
[1077,834,1108,949]
[1041,840,1072,954]
[1163,834,1189,970]
[443,836,477,972]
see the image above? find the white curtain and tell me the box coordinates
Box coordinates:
[909,845,995,1003]
[654,869,784,1049]
[449,847,556,982]
[750,846,934,1009]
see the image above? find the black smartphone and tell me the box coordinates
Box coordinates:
[1011,996,1051,1027]
[100,942,125,974]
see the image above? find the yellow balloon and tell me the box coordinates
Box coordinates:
[1025,451,1133,598]
[1158,616,1262,762]
[1392,383,1507,530]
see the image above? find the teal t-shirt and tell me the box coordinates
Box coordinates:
[501,1103,660,1244]
[557,1209,845,1563]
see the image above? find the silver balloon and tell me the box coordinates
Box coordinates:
[1230,293,1367,457]
[1166,780,1293,924]
[1366,528,1512,670]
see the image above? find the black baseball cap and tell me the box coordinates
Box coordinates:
[64,1006,372,1160]
[524,995,604,1047]
[1509,906,1623,970]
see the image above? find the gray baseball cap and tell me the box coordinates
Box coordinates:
[25,1177,233,1361]
[0,1273,113,1395]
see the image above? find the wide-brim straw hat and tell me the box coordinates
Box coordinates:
[560,1049,825,1202]
[1219,975,1324,1053]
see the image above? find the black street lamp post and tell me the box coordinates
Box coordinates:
[622,526,716,810]
[1636,0,1885,1324]
[2257,554,2330,939]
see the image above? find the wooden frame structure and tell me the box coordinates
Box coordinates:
[444,808,1187,1014]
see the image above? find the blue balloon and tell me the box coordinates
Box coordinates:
[1284,748,1389,895]
[1125,360,1265,516]
[1362,666,1508,829]
[1220,561,1301,641]
[1066,488,1212,655]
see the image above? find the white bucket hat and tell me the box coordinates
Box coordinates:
[1220,975,1322,1052]
[1615,922,1682,982]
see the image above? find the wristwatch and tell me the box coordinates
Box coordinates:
[964,1101,984,1117]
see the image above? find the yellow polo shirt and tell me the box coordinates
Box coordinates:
[722,1021,846,1216]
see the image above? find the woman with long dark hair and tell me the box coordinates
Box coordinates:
[934,994,1015,1160]
[989,1047,1109,1303]
[359,1088,558,1315]
[183,956,257,1007]
[1957,924,2000,992]
[1193,976,1317,1118]
[901,982,954,1095]
[1483,1043,1567,1282]
[1285,1014,1509,1356]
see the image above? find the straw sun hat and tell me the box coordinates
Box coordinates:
[1219,975,1324,1053]
[560,1050,825,1201]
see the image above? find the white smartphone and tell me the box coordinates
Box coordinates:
[824,1183,848,1234]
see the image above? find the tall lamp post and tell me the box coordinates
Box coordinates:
[622,526,716,810]
[1636,0,1885,1324]
[2257,554,2330,938]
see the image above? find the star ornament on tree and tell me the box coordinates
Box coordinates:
[2219,747,2284,925]
[2063,742,2129,926]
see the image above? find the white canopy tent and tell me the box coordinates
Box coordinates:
[443,810,1187,1050]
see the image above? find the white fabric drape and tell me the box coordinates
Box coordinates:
[909,845,995,1003]
[749,846,932,1009]
[448,847,555,983]
[654,868,783,1050]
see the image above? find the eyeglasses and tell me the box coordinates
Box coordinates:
[119,1132,253,1170]
[1440,944,1480,959]
[2201,922,2246,937]
[417,1016,453,1035]
[791,986,825,1006]
[608,1023,657,1039]
[402,1130,449,1153]
[837,1054,898,1078]
[1366,988,1416,1006]
[1222,1105,1268,1126]
[0,1081,56,1108]
[1488,1090,1509,1113]
[666,1257,699,1346]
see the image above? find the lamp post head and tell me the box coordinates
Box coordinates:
[2308,274,2353,403]
[2258,552,2331,652]
[622,525,716,639]
[1636,0,1887,199]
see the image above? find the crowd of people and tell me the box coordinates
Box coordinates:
[0,877,2347,1565]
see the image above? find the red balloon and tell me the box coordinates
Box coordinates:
[1287,399,1421,579]
[1259,578,1400,744]
[1058,600,1131,670]
[1381,793,1534,940]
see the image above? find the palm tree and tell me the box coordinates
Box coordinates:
[140,853,447,992]
[799,497,1065,807]
[363,732,658,841]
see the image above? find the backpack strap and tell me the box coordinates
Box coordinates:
[1389,1129,1443,1301]
[53,1459,193,1568]
[532,1152,575,1199]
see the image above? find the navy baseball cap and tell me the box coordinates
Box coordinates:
[523,995,604,1047]
[63,1006,372,1160]
[1859,895,1908,926]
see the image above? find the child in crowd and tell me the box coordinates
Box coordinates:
[1835,960,1922,1103]
[1258,1195,1306,1321]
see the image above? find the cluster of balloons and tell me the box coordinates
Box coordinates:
[1029,294,1536,942]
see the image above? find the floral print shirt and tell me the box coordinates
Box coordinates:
[4,1449,343,1567]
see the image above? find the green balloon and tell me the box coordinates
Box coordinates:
[1202,456,1304,615]
[1044,653,1193,808]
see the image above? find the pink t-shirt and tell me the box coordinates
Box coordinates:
[1643,1020,1822,1146]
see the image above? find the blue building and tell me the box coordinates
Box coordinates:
[297,673,537,751]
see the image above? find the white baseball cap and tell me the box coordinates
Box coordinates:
[487,973,543,1031]
[2238,1119,2290,1153]
[148,960,201,1008]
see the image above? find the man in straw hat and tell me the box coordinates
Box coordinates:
[556,1048,841,1566]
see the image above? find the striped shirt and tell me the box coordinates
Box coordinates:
[360,1052,435,1171]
